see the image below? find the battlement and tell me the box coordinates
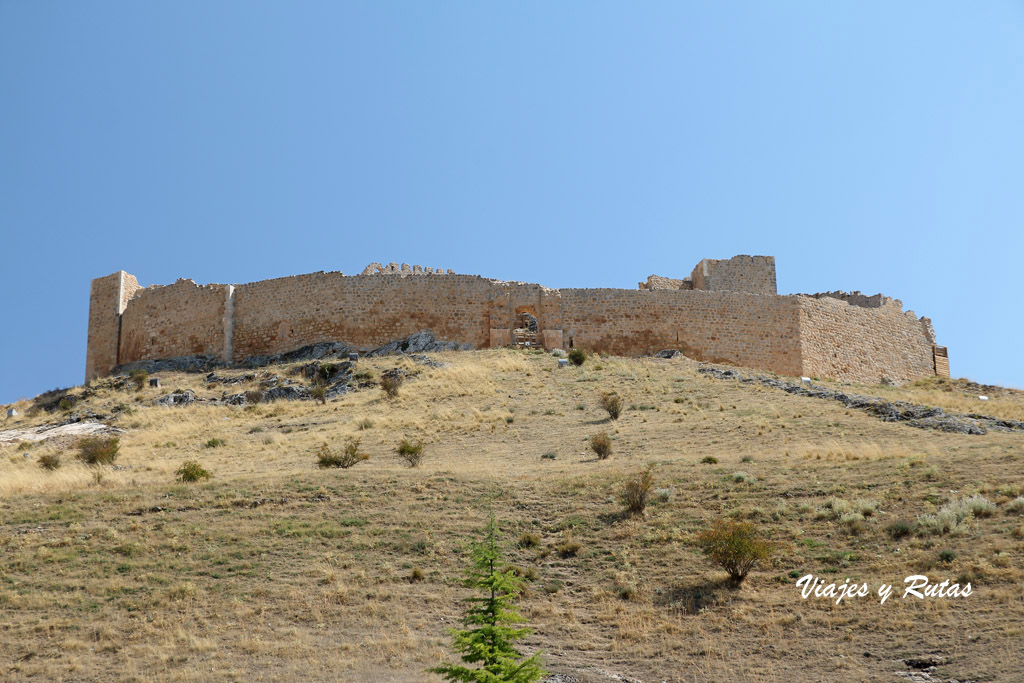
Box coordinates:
[86,256,948,385]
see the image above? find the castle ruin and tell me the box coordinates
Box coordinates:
[85,255,949,385]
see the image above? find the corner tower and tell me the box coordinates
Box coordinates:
[85,270,140,381]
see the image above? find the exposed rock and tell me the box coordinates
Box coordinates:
[904,655,947,670]
[115,355,224,375]
[240,342,354,368]
[155,390,198,407]
[0,421,123,445]
[697,366,1022,435]
[655,349,683,359]
[261,385,310,402]
[409,354,447,368]
[299,360,353,383]
[205,371,259,385]
[366,330,469,356]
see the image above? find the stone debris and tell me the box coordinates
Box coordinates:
[0,421,123,446]
[697,366,1024,435]
[654,349,683,359]
[409,354,448,368]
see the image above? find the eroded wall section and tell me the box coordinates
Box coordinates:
[797,294,936,384]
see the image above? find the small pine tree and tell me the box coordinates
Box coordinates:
[429,512,545,683]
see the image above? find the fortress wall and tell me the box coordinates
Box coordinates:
[118,280,229,364]
[231,272,494,358]
[797,296,936,384]
[87,261,943,385]
[555,289,803,376]
[85,271,141,380]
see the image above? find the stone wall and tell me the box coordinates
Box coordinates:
[85,271,140,381]
[85,255,944,385]
[555,289,803,374]
[118,279,229,365]
[690,255,777,295]
[231,271,493,358]
[797,296,936,384]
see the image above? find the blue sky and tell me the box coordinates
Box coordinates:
[1,2,1022,403]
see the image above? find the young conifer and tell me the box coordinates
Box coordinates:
[429,511,545,683]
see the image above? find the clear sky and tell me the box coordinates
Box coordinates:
[2,2,1022,404]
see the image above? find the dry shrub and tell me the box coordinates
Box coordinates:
[621,467,654,517]
[696,519,774,586]
[38,453,61,471]
[600,391,621,420]
[316,439,369,469]
[77,436,119,466]
[129,369,148,390]
[590,432,613,460]
[381,372,403,399]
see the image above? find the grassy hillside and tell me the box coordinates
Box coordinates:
[2,350,1023,682]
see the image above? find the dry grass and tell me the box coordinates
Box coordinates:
[1,349,1023,681]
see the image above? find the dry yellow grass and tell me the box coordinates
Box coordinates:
[1,349,1023,681]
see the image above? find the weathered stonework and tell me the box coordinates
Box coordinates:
[85,255,948,385]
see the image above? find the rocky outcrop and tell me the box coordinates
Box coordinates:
[697,366,1024,435]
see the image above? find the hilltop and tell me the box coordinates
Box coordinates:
[2,349,1023,682]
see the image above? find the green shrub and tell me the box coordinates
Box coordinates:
[885,519,914,539]
[696,519,774,586]
[964,494,996,518]
[77,436,120,466]
[316,439,369,469]
[204,438,226,449]
[381,373,403,399]
[701,455,718,464]
[938,549,957,563]
[599,391,621,420]
[357,419,374,430]
[620,467,654,517]
[567,349,586,366]
[15,441,33,452]
[590,432,612,460]
[1006,496,1024,515]
[176,461,212,482]
[397,438,424,467]
[917,495,995,536]
[541,452,556,460]
[38,453,61,471]
[518,533,540,548]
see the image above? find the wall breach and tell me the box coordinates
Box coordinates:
[85,255,949,385]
